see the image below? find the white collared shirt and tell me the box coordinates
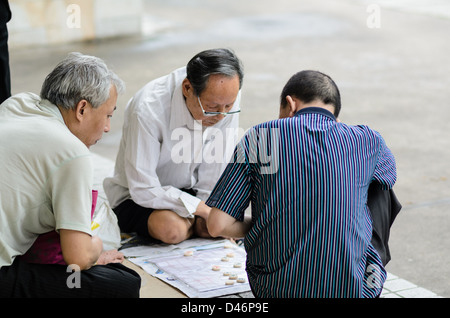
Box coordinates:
[103,67,241,218]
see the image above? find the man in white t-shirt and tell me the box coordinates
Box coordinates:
[103,48,244,244]
[0,52,141,298]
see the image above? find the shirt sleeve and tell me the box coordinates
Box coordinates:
[206,133,253,221]
[124,109,201,218]
[47,155,93,234]
[372,132,397,189]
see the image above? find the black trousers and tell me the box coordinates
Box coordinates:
[0,258,141,298]
[113,199,155,238]
[113,189,198,238]
[0,22,10,104]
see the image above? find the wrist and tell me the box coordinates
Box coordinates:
[195,201,211,219]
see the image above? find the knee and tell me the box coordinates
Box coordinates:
[83,264,141,298]
[158,226,187,244]
[148,210,193,244]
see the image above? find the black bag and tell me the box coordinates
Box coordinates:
[367,181,402,266]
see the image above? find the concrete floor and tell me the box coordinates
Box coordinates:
[9,0,450,297]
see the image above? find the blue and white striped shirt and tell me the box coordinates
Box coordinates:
[206,107,397,298]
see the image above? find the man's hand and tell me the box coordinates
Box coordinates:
[96,250,125,265]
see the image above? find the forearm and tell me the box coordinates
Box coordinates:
[194,200,211,219]
[128,183,202,218]
[218,218,251,239]
[207,207,252,238]
[60,230,103,270]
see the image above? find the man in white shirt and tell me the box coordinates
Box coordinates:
[103,48,244,244]
[0,52,140,297]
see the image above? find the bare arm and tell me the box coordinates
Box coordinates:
[60,229,103,270]
[96,249,125,265]
[207,207,252,239]
[194,201,212,219]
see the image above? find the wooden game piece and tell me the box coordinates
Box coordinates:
[184,250,194,256]
[237,277,246,283]
[212,265,221,271]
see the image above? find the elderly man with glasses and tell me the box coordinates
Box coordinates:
[104,48,244,244]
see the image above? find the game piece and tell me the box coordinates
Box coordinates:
[233,262,242,268]
[212,265,221,271]
[237,277,246,283]
[184,250,194,256]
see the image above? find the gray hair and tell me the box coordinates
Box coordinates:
[40,52,125,110]
[186,48,244,96]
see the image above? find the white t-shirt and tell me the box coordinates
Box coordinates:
[0,92,93,268]
[103,67,241,218]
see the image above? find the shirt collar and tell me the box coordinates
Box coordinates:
[169,81,198,130]
[37,98,65,123]
[294,106,336,121]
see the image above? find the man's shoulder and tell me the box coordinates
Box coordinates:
[0,92,40,112]
[136,66,186,98]
[127,67,186,114]
[244,119,384,144]
[341,123,382,138]
[36,120,90,161]
[333,123,388,151]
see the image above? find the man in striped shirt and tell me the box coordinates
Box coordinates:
[206,70,397,298]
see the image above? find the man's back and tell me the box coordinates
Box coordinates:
[208,107,396,297]
[0,93,92,267]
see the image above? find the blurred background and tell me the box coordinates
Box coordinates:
[6,0,450,297]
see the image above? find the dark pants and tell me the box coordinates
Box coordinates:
[0,258,141,298]
[113,189,198,238]
[113,199,155,238]
[0,23,10,104]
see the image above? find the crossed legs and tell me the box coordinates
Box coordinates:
[113,199,211,244]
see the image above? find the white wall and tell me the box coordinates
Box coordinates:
[8,0,143,48]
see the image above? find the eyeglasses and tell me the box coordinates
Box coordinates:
[197,96,241,116]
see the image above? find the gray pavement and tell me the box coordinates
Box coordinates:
[9,0,450,297]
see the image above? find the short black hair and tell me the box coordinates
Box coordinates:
[186,48,244,96]
[280,70,341,117]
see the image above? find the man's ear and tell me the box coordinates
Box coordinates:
[182,78,194,98]
[285,95,298,117]
[75,99,89,122]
